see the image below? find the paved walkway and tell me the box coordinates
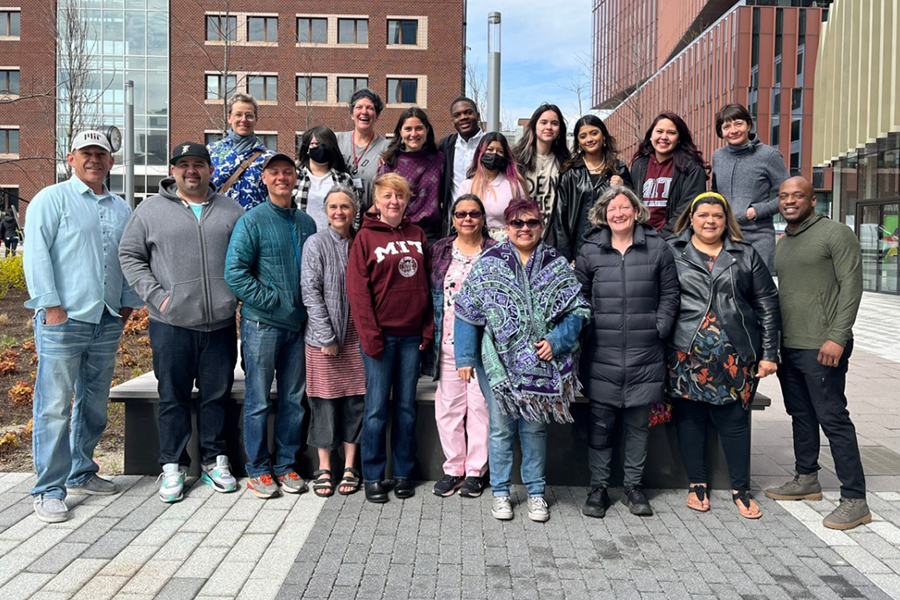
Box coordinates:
[0,292,898,599]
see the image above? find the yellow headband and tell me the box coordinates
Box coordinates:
[690,192,729,213]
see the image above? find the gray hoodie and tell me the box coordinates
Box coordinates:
[119,178,244,331]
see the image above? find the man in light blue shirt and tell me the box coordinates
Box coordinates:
[24,130,143,523]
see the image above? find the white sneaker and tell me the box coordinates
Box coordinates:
[528,495,550,522]
[158,463,186,503]
[201,455,237,493]
[491,496,513,520]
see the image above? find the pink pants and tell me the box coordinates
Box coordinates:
[436,345,489,477]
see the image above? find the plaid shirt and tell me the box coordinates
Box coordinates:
[293,168,354,211]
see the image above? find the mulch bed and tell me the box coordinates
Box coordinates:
[0,286,153,473]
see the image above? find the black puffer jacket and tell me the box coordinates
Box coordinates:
[630,155,708,239]
[549,158,633,261]
[574,225,680,408]
[667,230,781,364]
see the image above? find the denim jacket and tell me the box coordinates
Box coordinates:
[421,235,496,379]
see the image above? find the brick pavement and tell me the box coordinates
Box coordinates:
[0,291,897,599]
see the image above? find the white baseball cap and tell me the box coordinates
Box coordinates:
[71,130,112,152]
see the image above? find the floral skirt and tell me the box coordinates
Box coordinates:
[666,311,757,409]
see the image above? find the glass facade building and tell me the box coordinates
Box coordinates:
[57,0,169,199]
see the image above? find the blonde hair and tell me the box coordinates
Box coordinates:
[588,185,650,228]
[674,191,743,242]
[372,172,411,200]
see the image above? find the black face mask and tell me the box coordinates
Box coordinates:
[309,145,332,164]
[480,153,507,172]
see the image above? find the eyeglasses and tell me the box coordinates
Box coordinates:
[508,218,542,230]
[230,112,256,120]
[453,210,483,220]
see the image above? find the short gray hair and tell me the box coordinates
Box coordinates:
[227,93,259,116]
[588,185,650,228]
[323,183,360,214]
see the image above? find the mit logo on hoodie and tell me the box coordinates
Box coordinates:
[373,240,424,263]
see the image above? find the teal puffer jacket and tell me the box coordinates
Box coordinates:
[225,200,317,331]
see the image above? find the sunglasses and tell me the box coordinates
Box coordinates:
[453,210,483,220]
[508,218,542,230]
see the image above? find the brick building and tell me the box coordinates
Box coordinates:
[0,4,56,213]
[170,1,465,162]
[0,0,464,216]
[593,0,831,188]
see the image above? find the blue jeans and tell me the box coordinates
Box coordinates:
[478,363,547,497]
[360,334,422,483]
[240,319,306,478]
[149,321,237,467]
[31,311,124,499]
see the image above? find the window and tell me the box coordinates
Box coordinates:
[791,119,801,143]
[297,17,327,44]
[387,78,417,104]
[248,16,277,42]
[337,77,368,103]
[338,19,368,44]
[204,132,222,145]
[792,88,803,111]
[0,69,19,95]
[387,19,418,45]
[248,75,278,101]
[206,15,237,42]
[0,11,20,37]
[297,76,327,103]
[771,124,780,146]
[206,73,236,101]
[0,128,19,155]
[259,134,277,150]
[0,186,18,210]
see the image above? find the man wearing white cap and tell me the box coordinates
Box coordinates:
[23,130,143,523]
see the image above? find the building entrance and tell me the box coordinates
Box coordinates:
[857,200,899,294]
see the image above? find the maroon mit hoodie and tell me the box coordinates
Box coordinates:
[347,213,434,359]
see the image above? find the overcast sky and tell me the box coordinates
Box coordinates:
[464,1,593,128]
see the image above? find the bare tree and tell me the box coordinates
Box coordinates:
[465,57,487,120]
[556,51,593,118]
[56,0,104,180]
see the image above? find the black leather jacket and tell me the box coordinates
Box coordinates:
[667,230,781,364]
[548,158,632,261]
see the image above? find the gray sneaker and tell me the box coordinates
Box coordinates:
[158,463,186,503]
[491,496,514,520]
[33,495,68,523]
[68,474,118,496]
[823,498,872,530]
[528,495,550,522]
[765,472,822,501]
[201,456,237,493]
[277,471,308,494]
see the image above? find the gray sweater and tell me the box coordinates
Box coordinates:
[711,137,790,229]
[300,226,353,348]
[119,179,244,331]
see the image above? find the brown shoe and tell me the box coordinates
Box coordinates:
[823,498,871,531]
[765,472,822,501]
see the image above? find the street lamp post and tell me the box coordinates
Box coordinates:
[487,12,501,133]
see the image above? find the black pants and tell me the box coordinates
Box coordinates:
[676,399,750,492]
[149,321,238,467]
[778,340,865,499]
[587,402,650,488]
[3,236,16,257]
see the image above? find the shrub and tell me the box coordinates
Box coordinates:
[0,255,26,300]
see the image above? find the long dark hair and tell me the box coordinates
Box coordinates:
[297,125,349,172]
[562,114,619,175]
[465,132,527,199]
[512,103,570,174]
[631,112,710,175]
[380,107,438,168]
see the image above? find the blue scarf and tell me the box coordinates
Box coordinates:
[226,129,261,156]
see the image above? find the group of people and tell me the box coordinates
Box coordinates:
[21,90,870,535]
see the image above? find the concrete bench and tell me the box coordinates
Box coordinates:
[110,369,769,488]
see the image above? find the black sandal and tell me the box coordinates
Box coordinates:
[338,467,361,495]
[687,484,710,512]
[312,469,334,498]
[732,490,762,520]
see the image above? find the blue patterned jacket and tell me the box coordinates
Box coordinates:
[208,136,274,211]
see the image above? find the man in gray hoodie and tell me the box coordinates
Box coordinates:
[119,142,245,503]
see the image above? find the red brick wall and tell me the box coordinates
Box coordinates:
[170,0,465,157]
[0,2,57,220]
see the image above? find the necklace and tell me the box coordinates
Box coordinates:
[584,159,606,173]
